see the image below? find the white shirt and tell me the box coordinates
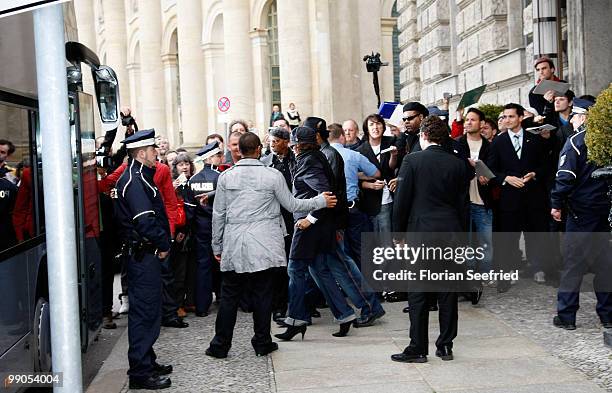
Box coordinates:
[370,144,393,205]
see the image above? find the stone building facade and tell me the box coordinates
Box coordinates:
[74,0,402,149]
[396,0,611,112]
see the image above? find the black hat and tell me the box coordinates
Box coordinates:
[121,129,158,149]
[290,126,317,146]
[269,127,290,140]
[402,102,429,116]
[196,141,221,159]
[303,116,328,139]
[427,106,449,117]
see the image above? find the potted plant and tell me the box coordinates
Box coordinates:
[584,83,612,347]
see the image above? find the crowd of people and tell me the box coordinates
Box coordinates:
[46,56,609,390]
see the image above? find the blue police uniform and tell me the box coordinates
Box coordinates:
[551,124,612,326]
[184,142,221,315]
[114,130,172,385]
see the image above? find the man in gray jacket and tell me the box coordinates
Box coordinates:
[205,132,337,358]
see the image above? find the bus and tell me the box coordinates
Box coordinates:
[0,3,120,384]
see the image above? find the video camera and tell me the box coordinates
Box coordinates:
[96,111,138,169]
[363,52,388,73]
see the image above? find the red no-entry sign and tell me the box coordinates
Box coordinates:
[217,96,230,112]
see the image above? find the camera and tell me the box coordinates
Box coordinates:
[96,146,113,169]
[120,111,138,134]
[363,52,388,73]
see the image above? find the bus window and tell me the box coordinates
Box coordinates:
[0,103,34,250]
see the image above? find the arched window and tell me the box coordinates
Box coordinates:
[267,1,281,106]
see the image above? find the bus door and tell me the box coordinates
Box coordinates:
[69,92,103,350]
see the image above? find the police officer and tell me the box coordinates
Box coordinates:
[550,98,612,330]
[184,141,223,317]
[115,129,172,390]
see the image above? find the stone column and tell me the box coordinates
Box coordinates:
[222,0,255,125]
[138,0,166,130]
[202,43,225,135]
[162,54,180,147]
[276,0,313,117]
[357,0,382,113]
[126,62,141,118]
[309,0,333,121]
[397,0,420,102]
[250,29,271,136]
[507,0,523,50]
[380,17,397,102]
[532,0,558,65]
[177,0,207,147]
[101,0,130,110]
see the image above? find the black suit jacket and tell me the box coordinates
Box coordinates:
[356,136,398,216]
[320,142,349,229]
[486,130,552,212]
[392,145,471,232]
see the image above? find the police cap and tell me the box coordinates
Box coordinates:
[196,141,221,160]
[571,98,595,115]
[121,129,158,149]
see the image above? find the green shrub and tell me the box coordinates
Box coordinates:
[585,83,612,166]
[478,104,504,122]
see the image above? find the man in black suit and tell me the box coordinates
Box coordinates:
[391,116,471,363]
[487,103,553,292]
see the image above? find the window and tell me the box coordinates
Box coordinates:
[0,102,36,252]
[267,1,281,107]
[392,2,401,103]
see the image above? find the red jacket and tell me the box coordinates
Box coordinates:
[12,166,34,242]
[451,120,464,139]
[98,161,178,236]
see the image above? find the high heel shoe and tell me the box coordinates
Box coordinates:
[274,325,307,341]
[332,321,352,337]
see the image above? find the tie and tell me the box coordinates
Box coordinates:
[513,134,521,158]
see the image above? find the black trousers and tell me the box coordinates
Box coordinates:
[405,292,458,355]
[127,252,162,378]
[161,256,179,322]
[271,236,292,314]
[209,268,275,354]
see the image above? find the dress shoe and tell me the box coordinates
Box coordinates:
[274,325,307,341]
[354,309,385,328]
[553,316,576,330]
[310,309,321,318]
[177,307,187,318]
[162,318,189,328]
[273,311,286,322]
[205,347,228,359]
[402,306,410,313]
[332,321,352,337]
[602,321,612,329]
[435,346,454,361]
[255,342,279,356]
[471,285,483,306]
[102,315,117,329]
[128,376,171,390]
[152,362,173,376]
[391,351,427,363]
[195,311,209,317]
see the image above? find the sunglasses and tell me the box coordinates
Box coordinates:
[403,114,420,122]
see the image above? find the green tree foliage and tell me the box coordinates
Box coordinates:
[585,83,612,166]
[478,104,505,122]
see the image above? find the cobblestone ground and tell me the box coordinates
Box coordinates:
[124,306,275,393]
[480,279,612,392]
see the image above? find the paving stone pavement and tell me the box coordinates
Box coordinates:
[112,280,610,392]
[481,279,612,392]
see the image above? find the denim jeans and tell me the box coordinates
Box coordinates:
[286,257,355,326]
[469,203,493,272]
[370,202,393,233]
[323,234,384,318]
[345,207,369,269]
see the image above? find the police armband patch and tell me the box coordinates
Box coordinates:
[190,182,214,192]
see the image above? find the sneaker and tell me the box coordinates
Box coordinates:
[534,271,546,283]
[119,295,129,314]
